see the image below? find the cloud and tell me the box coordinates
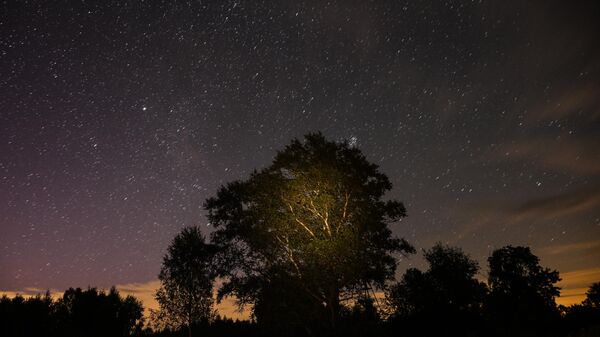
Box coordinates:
[511,187,600,222]
[114,280,161,315]
[540,239,600,256]
[0,287,62,300]
[491,83,600,176]
[557,287,590,306]
[451,186,600,241]
[560,268,600,287]
[114,279,250,320]
[527,85,600,123]
[556,267,600,306]
[497,137,600,175]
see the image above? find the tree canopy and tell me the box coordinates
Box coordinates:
[485,245,562,337]
[488,245,561,305]
[0,287,144,337]
[583,282,600,308]
[205,132,414,331]
[563,282,600,336]
[154,226,217,336]
[386,243,487,336]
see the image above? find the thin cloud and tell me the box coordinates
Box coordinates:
[557,267,600,306]
[115,279,250,320]
[489,81,600,175]
[114,280,161,315]
[540,239,600,256]
[527,84,600,123]
[496,137,600,175]
[512,188,600,222]
[557,287,590,306]
[452,187,600,240]
[560,267,600,287]
[0,288,62,299]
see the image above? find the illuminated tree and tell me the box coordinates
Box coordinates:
[154,227,216,337]
[205,132,413,331]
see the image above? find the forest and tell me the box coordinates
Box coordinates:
[2,134,599,337]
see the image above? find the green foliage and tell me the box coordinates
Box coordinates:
[205,132,414,330]
[154,226,217,334]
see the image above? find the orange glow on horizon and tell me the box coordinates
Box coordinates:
[3,267,599,318]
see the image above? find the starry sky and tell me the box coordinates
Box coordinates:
[1,0,599,312]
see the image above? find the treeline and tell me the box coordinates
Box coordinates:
[383,244,600,337]
[0,287,144,337]
[1,245,599,337]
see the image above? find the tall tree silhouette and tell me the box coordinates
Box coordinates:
[154,226,217,337]
[485,245,561,337]
[205,132,414,333]
[386,243,486,336]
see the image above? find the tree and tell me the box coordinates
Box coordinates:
[583,282,600,308]
[54,287,144,337]
[205,132,413,332]
[251,271,329,336]
[485,245,561,337]
[154,226,217,337]
[0,292,55,337]
[564,282,600,336]
[386,243,487,336]
[0,288,144,337]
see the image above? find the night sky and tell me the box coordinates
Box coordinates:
[1,0,599,313]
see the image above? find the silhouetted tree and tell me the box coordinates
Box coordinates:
[386,243,486,336]
[205,132,414,333]
[485,245,561,337]
[0,292,55,337]
[583,282,600,308]
[0,288,143,337]
[50,287,144,337]
[154,226,217,337]
[338,296,383,337]
[563,282,600,337]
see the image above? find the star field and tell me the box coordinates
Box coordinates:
[1,0,599,305]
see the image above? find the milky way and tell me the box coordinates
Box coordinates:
[1,1,599,305]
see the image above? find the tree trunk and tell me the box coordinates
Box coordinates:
[187,293,193,337]
[328,285,340,330]
[187,306,193,337]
